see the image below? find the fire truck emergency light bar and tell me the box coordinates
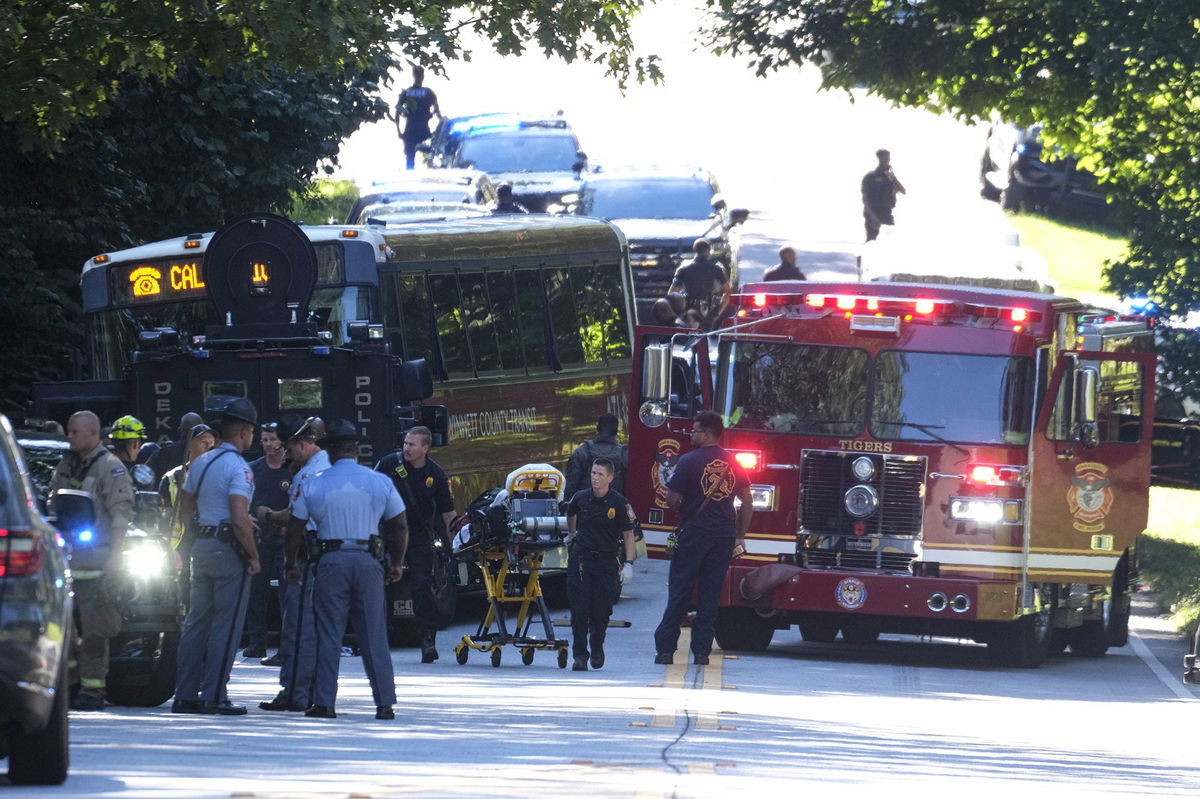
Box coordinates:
[734,292,1043,330]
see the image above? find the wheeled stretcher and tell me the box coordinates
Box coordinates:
[453,464,570,668]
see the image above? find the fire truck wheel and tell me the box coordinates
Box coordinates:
[1106,591,1130,648]
[987,587,1055,668]
[714,607,775,652]
[1068,619,1109,658]
[798,618,840,644]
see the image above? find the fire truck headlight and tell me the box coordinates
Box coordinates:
[638,400,668,428]
[749,485,776,512]
[844,485,879,518]
[949,498,1021,525]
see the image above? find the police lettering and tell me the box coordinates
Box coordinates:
[837,439,893,452]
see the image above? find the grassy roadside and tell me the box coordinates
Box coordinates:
[1010,211,1200,632]
[289,179,358,225]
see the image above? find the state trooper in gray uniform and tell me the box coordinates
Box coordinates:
[258,415,327,712]
[172,398,262,714]
[285,419,407,720]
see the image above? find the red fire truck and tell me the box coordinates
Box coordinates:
[627,280,1154,667]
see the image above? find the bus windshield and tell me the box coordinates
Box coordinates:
[716,341,868,436]
[871,351,1035,445]
[86,286,370,381]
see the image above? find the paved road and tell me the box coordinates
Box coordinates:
[15,557,1198,797]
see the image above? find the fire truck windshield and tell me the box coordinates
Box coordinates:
[871,351,1036,445]
[716,341,868,435]
[715,342,1035,445]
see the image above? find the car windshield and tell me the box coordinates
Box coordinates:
[716,341,868,435]
[16,437,66,503]
[579,178,714,220]
[871,351,1035,445]
[457,133,579,173]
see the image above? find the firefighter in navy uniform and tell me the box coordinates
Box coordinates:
[171,398,262,715]
[375,426,457,662]
[50,410,135,711]
[565,457,637,671]
[287,419,408,719]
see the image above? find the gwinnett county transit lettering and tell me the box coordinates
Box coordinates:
[450,408,538,440]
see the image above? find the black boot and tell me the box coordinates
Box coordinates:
[421,629,438,663]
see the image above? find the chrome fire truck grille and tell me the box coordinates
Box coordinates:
[798,449,927,538]
[800,549,916,572]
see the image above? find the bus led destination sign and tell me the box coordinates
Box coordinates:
[114,259,207,304]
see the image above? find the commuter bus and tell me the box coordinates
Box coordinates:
[34,215,634,504]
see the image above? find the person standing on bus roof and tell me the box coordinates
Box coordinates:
[395,65,440,170]
[564,413,628,498]
[653,411,752,666]
[374,426,457,663]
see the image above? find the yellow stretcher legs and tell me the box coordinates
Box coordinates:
[454,544,569,668]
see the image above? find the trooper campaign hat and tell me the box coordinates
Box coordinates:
[221,397,259,427]
[276,414,324,444]
[317,418,362,447]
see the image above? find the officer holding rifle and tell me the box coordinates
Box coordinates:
[285,419,408,720]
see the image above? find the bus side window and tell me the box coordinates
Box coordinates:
[459,272,501,372]
[580,262,631,362]
[396,273,433,367]
[516,269,552,372]
[545,268,585,366]
[428,273,471,375]
[486,270,524,372]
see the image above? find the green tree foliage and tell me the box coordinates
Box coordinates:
[3,0,657,151]
[702,0,1200,314]
[0,62,389,415]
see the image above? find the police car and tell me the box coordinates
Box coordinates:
[426,112,589,212]
[571,165,749,321]
[1,417,71,785]
[347,169,498,225]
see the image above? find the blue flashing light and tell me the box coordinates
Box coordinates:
[77,529,94,544]
[1015,143,1027,154]
[191,349,211,359]
[311,345,332,356]
[450,113,523,135]
[1128,296,1157,313]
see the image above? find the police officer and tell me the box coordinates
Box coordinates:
[286,419,407,720]
[50,410,135,711]
[243,421,290,660]
[257,415,327,710]
[374,426,457,663]
[171,398,262,715]
[565,457,637,671]
[493,182,529,214]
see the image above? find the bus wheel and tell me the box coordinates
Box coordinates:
[714,607,774,652]
[988,587,1054,668]
[798,618,840,644]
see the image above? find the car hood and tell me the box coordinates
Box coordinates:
[607,217,720,247]
[491,172,582,196]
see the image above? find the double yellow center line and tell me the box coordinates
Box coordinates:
[636,629,737,731]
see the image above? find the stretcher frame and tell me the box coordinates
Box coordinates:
[453,540,569,668]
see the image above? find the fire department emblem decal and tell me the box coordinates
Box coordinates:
[1067,462,1114,533]
[651,438,681,509]
[835,577,868,610]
